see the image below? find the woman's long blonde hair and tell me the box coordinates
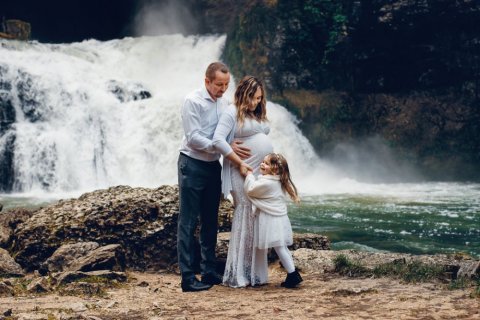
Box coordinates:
[266,153,300,203]
[234,76,267,126]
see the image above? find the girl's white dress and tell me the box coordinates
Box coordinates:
[212,104,273,287]
[244,174,293,250]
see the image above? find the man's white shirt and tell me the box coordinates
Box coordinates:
[179,86,229,162]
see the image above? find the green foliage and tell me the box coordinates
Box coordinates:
[73,275,115,284]
[12,277,31,294]
[333,254,449,284]
[448,277,470,290]
[224,0,354,92]
[373,260,446,283]
[324,10,348,65]
[333,254,369,277]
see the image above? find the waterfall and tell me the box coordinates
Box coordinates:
[0,35,333,195]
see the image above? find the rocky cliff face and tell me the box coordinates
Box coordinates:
[200,0,480,180]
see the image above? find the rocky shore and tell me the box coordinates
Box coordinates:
[0,185,479,319]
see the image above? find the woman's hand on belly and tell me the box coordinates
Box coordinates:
[231,140,252,160]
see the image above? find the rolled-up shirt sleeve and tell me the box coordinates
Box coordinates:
[212,108,235,156]
[182,98,216,153]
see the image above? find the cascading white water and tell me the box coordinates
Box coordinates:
[0,34,335,196]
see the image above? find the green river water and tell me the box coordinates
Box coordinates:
[1,182,479,258]
[289,182,480,258]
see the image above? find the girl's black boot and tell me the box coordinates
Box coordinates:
[281,269,303,288]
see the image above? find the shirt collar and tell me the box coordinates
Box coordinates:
[201,85,216,102]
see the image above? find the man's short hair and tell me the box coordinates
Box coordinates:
[205,62,229,80]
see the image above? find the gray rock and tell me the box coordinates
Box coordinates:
[40,242,125,275]
[457,260,480,279]
[290,233,330,251]
[26,277,50,293]
[292,248,336,273]
[54,270,127,286]
[0,281,14,297]
[84,270,128,282]
[0,208,33,248]
[69,302,88,312]
[104,301,118,309]
[0,247,24,277]
[61,282,102,296]
[2,308,12,317]
[40,241,100,274]
[69,244,125,272]
[0,225,10,250]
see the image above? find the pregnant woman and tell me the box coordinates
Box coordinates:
[213,76,273,287]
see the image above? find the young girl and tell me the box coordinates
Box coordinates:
[243,153,303,288]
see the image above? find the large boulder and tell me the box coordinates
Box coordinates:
[38,242,125,275]
[0,248,24,277]
[11,185,233,271]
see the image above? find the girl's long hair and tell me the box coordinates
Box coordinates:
[267,153,300,203]
[234,75,267,126]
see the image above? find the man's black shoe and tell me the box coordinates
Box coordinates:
[201,273,223,285]
[181,278,213,292]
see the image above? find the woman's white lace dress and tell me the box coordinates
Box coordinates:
[222,118,273,287]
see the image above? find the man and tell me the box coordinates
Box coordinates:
[177,62,250,292]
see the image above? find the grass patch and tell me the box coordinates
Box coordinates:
[56,273,128,297]
[373,260,446,283]
[73,275,117,285]
[333,254,480,297]
[333,254,369,277]
[11,277,32,295]
[333,254,447,283]
[448,277,470,290]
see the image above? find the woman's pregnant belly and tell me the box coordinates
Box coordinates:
[238,133,274,172]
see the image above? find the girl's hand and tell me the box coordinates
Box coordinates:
[239,163,252,176]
